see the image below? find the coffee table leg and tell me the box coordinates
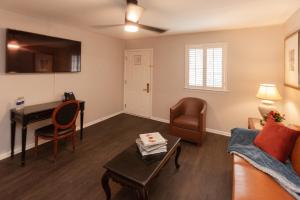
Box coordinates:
[101,171,111,200]
[138,187,149,200]
[175,145,181,169]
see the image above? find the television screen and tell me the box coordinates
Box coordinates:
[6,29,81,73]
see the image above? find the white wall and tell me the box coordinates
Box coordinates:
[125,26,284,133]
[283,9,300,125]
[0,10,125,158]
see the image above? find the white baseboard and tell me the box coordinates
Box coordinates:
[1,112,229,160]
[0,143,36,160]
[150,116,170,123]
[150,116,230,137]
[76,111,123,131]
[0,111,124,161]
[206,128,230,137]
[123,111,151,120]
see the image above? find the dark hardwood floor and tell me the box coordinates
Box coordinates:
[0,114,232,200]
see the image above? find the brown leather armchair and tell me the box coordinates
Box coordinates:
[170,97,207,145]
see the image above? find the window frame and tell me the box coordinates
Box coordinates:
[185,43,228,92]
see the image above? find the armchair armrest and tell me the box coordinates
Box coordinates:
[198,103,207,132]
[200,103,207,115]
[170,100,184,125]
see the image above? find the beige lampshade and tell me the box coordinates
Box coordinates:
[256,84,282,101]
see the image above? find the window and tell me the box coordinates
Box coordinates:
[185,44,227,91]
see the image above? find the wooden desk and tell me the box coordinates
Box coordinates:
[248,117,300,131]
[10,100,85,166]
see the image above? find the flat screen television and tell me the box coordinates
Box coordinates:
[6,29,81,73]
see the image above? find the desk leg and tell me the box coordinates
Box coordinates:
[21,126,27,166]
[80,109,84,141]
[10,120,16,158]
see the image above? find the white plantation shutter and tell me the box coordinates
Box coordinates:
[206,48,223,88]
[188,48,203,87]
[186,44,226,91]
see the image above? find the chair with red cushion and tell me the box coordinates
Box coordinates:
[35,100,80,160]
[170,97,207,145]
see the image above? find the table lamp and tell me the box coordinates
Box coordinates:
[256,84,282,118]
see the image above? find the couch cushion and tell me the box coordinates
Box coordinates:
[291,136,300,176]
[287,124,300,176]
[254,118,300,162]
[233,155,294,200]
[173,115,198,131]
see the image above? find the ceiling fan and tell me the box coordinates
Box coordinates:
[93,0,168,33]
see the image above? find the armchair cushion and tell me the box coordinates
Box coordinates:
[173,115,198,131]
[35,124,73,138]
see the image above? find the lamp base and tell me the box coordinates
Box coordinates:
[258,100,277,118]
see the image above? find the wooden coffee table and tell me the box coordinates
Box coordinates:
[101,135,181,200]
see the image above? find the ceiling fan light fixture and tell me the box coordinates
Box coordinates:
[93,0,167,34]
[124,24,139,32]
[126,3,144,23]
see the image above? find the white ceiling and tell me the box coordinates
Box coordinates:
[0,0,299,39]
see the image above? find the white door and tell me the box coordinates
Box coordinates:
[124,49,153,118]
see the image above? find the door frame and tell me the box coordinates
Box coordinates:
[124,48,154,118]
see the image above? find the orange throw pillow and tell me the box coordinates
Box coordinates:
[254,118,300,162]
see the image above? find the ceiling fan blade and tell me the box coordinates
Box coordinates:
[127,0,138,5]
[137,24,168,33]
[91,24,124,29]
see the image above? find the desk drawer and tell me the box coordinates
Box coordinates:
[27,110,53,123]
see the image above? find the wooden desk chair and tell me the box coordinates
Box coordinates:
[35,100,80,160]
